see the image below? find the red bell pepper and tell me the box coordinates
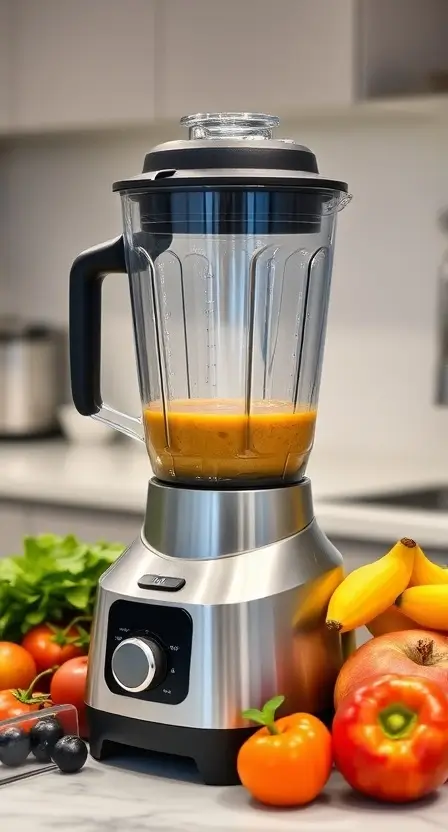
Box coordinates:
[332,674,448,803]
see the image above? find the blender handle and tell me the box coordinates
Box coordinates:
[69,235,144,441]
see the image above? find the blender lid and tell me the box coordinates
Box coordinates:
[113,112,349,194]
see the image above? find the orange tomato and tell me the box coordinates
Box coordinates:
[237,702,332,807]
[0,642,36,690]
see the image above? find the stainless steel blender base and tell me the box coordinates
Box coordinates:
[86,478,344,784]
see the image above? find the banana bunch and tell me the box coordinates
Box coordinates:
[326,538,416,633]
[326,538,448,635]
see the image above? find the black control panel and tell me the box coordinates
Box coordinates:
[105,600,193,706]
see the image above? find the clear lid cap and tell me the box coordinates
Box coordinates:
[179,112,281,140]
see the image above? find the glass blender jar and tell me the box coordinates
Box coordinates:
[70,113,350,486]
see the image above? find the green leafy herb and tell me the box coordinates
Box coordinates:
[242,695,286,735]
[0,534,124,642]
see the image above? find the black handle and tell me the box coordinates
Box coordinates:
[69,235,126,416]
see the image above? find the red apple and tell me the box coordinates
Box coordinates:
[334,630,448,709]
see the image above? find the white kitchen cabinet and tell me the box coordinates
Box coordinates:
[0,502,30,557]
[156,0,448,121]
[11,0,156,131]
[28,505,141,547]
[0,0,12,131]
[155,0,355,118]
[358,0,448,99]
[0,0,446,135]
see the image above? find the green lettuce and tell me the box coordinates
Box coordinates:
[0,534,124,642]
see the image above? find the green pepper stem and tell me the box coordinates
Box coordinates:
[378,703,417,739]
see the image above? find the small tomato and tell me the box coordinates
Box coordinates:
[0,668,54,728]
[50,656,88,737]
[333,674,448,803]
[22,619,89,673]
[237,695,332,806]
[0,642,36,690]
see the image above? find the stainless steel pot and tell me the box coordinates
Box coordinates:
[0,318,62,438]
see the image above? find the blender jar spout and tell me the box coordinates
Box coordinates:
[323,193,353,215]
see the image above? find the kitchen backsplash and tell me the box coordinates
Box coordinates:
[0,118,446,458]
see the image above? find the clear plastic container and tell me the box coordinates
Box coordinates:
[70,113,350,487]
[0,704,78,785]
[128,214,338,486]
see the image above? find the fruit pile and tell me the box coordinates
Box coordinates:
[326,537,448,636]
[237,537,448,809]
[0,532,123,742]
[238,674,448,806]
[0,641,88,737]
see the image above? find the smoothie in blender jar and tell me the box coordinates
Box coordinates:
[143,399,317,482]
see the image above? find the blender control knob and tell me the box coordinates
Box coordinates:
[111,637,167,693]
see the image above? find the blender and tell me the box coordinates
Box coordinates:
[69,112,351,785]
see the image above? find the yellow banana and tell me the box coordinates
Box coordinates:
[326,538,416,633]
[293,566,344,630]
[397,585,448,631]
[366,604,424,637]
[408,545,448,587]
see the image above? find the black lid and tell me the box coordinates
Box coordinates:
[113,113,349,195]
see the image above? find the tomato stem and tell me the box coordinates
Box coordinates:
[63,616,92,636]
[266,721,280,735]
[242,695,285,733]
[24,666,58,698]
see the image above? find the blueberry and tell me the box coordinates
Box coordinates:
[0,726,30,767]
[51,735,88,774]
[30,717,64,763]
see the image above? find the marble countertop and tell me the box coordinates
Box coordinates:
[1,439,448,547]
[3,754,447,831]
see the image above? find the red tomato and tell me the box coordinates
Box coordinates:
[22,624,87,673]
[0,690,42,720]
[0,642,36,690]
[0,666,54,727]
[50,656,88,737]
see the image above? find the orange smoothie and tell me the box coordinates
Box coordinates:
[143,399,317,483]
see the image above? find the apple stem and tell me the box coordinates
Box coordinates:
[416,638,435,665]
